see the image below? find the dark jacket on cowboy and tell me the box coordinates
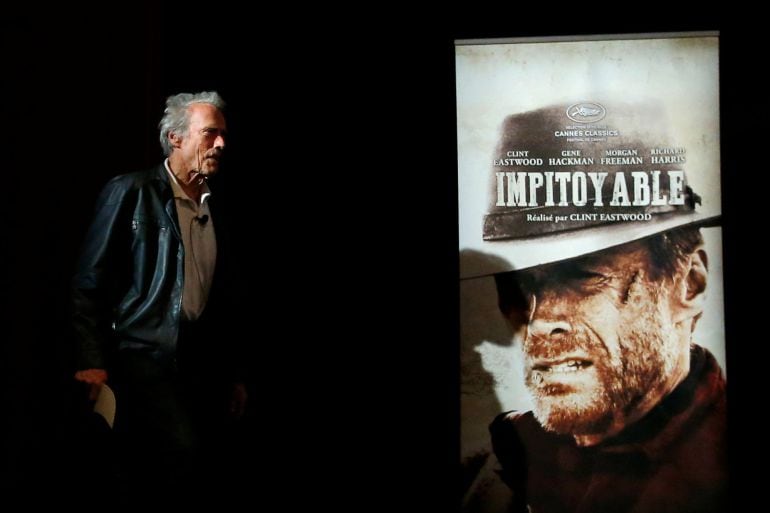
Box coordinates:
[464,345,726,513]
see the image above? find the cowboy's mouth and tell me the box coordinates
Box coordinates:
[531,357,593,373]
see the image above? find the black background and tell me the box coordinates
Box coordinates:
[1,7,763,510]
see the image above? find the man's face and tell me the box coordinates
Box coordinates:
[178,103,227,177]
[512,242,686,438]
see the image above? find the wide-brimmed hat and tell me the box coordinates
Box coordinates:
[460,100,721,279]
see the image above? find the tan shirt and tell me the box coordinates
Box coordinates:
[165,160,217,321]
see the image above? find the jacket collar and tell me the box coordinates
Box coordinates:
[152,163,182,241]
[598,344,726,461]
[153,162,222,243]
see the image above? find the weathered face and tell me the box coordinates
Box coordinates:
[511,242,686,437]
[176,103,227,177]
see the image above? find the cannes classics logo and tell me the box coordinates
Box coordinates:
[566,102,606,123]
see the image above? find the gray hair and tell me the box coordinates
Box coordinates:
[158,91,226,156]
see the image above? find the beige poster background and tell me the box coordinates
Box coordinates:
[456,34,724,492]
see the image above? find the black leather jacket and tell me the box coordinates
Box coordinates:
[72,164,220,370]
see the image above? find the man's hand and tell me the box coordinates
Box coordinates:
[229,382,248,419]
[74,368,108,401]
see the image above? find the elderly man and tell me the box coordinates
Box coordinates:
[71,91,247,496]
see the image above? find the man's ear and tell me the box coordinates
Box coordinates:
[169,131,183,149]
[672,248,708,324]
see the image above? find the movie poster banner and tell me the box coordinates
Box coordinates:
[457,33,726,513]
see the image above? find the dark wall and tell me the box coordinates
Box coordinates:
[5,8,148,489]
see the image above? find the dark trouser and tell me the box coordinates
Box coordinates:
[110,323,231,500]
